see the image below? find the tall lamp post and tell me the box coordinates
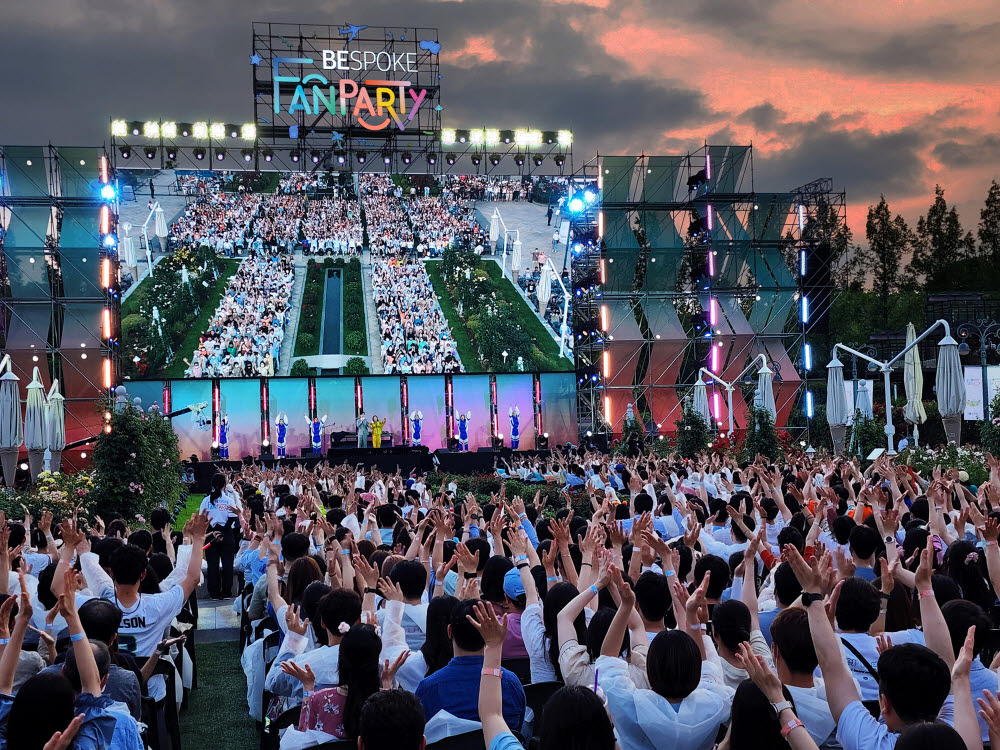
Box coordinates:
[846,343,879,407]
[957,320,1000,421]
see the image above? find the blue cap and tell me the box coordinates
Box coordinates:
[503,567,526,599]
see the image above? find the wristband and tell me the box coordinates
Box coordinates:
[918,589,934,600]
[302,690,313,698]
[340,549,351,555]
[515,555,528,563]
[364,587,379,595]
[580,562,592,568]
[687,623,706,630]
[70,632,86,643]
[589,584,599,596]
[988,541,998,548]
[518,513,527,520]
[464,572,477,580]
[481,668,502,677]
[547,576,560,583]
[780,718,805,738]
[517,563,529,570]
[665,570,676,577]
[0,639,8,646]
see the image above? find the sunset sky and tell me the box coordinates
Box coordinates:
[4,0,999,240]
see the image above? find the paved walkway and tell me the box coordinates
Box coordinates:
[361,249,384,374]
[475,200,570,271]
[279,255,308,374]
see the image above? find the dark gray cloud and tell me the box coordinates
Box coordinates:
[736,102,786,132]
[933,135,1000,169]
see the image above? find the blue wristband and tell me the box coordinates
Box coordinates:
[589,584,599,596]
[665,570,676,577]
[70,632,86,643]
[515,555,528,563]
[0,639,9,646]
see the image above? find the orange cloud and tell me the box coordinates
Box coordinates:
[444,35,501,64]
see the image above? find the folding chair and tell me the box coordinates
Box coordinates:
[261,704,301,750]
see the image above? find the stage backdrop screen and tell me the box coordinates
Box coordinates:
[219,380,262,460]
[495,375,535,450]
[124,381,166,413]
[170,380,213,460]
[452,375,491,450]
[540,372,578,447]
[405,375,446,450]
[361,377,401,446]
[314,378,357,451]
[267,378,310,452]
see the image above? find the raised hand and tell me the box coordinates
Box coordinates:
[42,715,85,750]
[465,600,508,648]
[285,603,309,637]
[736,641,784,703]
[280,660,316,692]
[381,650,410,690]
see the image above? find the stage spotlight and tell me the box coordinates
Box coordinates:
[537,434,549,450]
[129,122,141,136]
[193,147,206,161]
[209,123,226,140]
[193,122,209,138]
[500,130,514,144]
[241,123,256,140]
[336,154,346,165]
[554,155,565,167]
[558,130,573,147]
[492,435,505,450]
[241,148,254,163]
[567,197,584,213]
[103,234,117,248]
[533,155,544,167]
[310,150,322,164]
[514,154,525,166]
[166,148,177,161]
[290,150,301,162]
[686,168,708,191]
[485,129,500,147]
[179,123,193,137]
[143,146,157,160]
[446,154,456,166]
[356,151,367,164]
[401,152,412,165]
[143,121,160,139]
[470,154,481,166]
[262,149,274,162]
[382,151,392,165]
[470,130,485,146]
[427,153,437,165]
[119,146,131,159]
[161,121,177,139]
[100,185,116,200]
[228,125,240,139]
[215,148,226,161]
[489,154,502,166]
[111,120,128,137]
[441,129,456,146]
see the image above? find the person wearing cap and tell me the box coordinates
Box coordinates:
[499,567,529,660]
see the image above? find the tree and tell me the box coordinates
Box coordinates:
[674,406,710,459]
[343,357,369,376]
[912,185,975,288]
[979,179,1000,261]
[742,406,780,462]
[862,196,907,329]
[289,359,313,377]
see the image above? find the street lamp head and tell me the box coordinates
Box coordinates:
[867,361,878,373]
[958,342,971,355]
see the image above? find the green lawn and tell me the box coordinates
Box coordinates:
[480,261,572,371]
[163,259,242,377]
[179,641,257,750]
[425,261,484,372]
[425,260,572,372]
[174,493,205,528]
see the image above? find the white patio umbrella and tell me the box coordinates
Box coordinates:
[903,322,927,445]
[121,221,137,269]
[692,375,712,427]
[154,204,168,253]
[936,333,966,444]
[511,239,523,280]
[45,379,65,473]
[756,362,777,422]
[856,381,874,420]
[489,210,500,246]
[0,356,22,487]
[24,367,46,481]
[537,263,552,313]
[826,355,848,452]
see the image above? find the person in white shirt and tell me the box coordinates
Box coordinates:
[374,560,428,651]
[199,474,244,599]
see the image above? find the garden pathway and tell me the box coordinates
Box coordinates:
[360,248,384,374]
[278,255,308,374]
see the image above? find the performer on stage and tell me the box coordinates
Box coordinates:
[356,411,369,447]
[457,411,471,451]
[304,413,328,453]
[370,415,385,448]
[189,401,211,431]
[410,410,423,447]
[218,414,230,459]
[274,412,288,458]
[509,406,521,450]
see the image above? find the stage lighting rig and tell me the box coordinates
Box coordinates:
[241,148,254,163]
[215,148,226,161]
[426,153,437,166]
[166,147,177,161]
[687,168,708,192]
[336,154,347,165]
[118,146,131,159]
[262,149,274,162]
[192,147,206,160]
[310,150,322,164]
[554,155,565,167]
[382,150,392,165]
[401,152,412,165]
[467,154,478,166]
[489,154,502,166]
[290,150,301,162]
[356,151,367,164]
[533,155,544,167]
[514,154,525,166]
[143,146,156,160]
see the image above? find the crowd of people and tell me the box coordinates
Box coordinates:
[299,198,363,256]
[205,447,1000,750]
[516,262,571,348]
[441,176,532,202]
[371,258,464,374]
[183,254,293,377]
[359,175,416,256]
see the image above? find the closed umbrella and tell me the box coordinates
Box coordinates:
[24,367,46,481]
[154,203,168,253]
[489,210,500,247]
[937,333,966,444]
[692,375,712,428]
[756,363,777,422]
[903,322,927,445]
[121,222,137,270]
[45,379,65,473]
[856,381,874,420]
[511,239,523,281]
[0,356,22,488]
[537,263,552,314]
[826,356,848,452]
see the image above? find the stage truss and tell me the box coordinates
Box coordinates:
[570,147,845,442]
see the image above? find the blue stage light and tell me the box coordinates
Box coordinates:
[573,243,583,254]
[806,390,814,418]
[568,197,584,213]
[584,189,597,203]
[103,235,117,248]
[100,185,116,200]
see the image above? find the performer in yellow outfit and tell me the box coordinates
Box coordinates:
[370,415,385,448]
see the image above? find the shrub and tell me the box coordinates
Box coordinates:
[343,357,369,375]
[344,331,365,352]
[675,406,711,459]
[295,333,317,356]
[290,358,313,377]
